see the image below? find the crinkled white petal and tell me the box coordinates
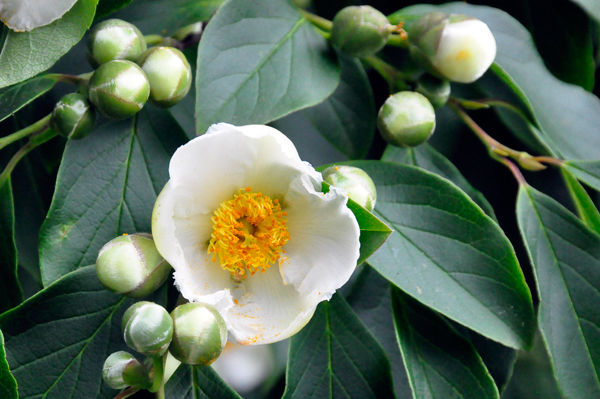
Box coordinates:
[280,174,361,305]
[433,19,497,84]
[0,0,77,31]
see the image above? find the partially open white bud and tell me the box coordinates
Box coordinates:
[409,13,496,83]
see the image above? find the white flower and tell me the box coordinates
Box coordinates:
[0,0,77,31]
[152,123,360,345]
[433,19,497,84]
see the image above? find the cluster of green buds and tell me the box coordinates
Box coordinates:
[50,18,193,140]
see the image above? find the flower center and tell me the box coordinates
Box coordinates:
[208,187,289,282]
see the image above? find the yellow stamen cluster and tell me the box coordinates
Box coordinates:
[208,187,289,281]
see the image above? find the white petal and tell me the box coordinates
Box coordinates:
[152,181,184,268]
[280,174,361,305]
[227,266,316,345]
[0,0,77,31]
[433,19,497,84]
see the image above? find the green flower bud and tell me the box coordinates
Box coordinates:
[169,303,227,366]
[96,233,171,298]
[377,91,436,148]
[51,93,96,140]
[137,47,192,108]
[88,60,150,120]
[87,19,147,68]
[322,165,377,212]
[122,302,174,357]
[415,74,450,109]
[408,12,496,83]
[330,6,393,58]
[102,351,151,390]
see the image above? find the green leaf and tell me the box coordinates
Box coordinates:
[346,266,412,399]
[382,144,496,220]
[568,0,600,22]
[0,266,163,399]
[391,287,500,399]
[165,363,242,399]
[0,178,22,314]
[563,160,600,192]
[562,168,600,235]
[0,330,17,399]
[0,75,59,122]
[0,0,98,89]
[345,160,535,350]
[517,184,600,398]
[95,0,133,19]
[395,3,600,160]
[283,293,395,399]
[195,0,340,135]
[302,52,375,159]
[109,0,223,35]
[39,106,188,286]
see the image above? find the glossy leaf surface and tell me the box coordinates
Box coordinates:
[0,179,22,314]
[0,329,17,399]
[0,75,58,122]
[165,363,242,399]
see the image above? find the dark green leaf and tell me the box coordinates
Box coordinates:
[109,0,222,35]
[165,363,242,399]
[0,329,17,399]
[382,144,496,220]
[195,0,340,135]
[564,160,600,191]
[0,266,161,399]
[0,75,58,122]
[0,0,98,89]
[283,294,395,399]
[529,0,595,91]
[392,287,500,399]
[346,266,412,399]
[345,160,535,350]
[568,0,600,22]
[302,52,375,159]
[396,3,600,160]
[95,0,133,19]
[562,168,600,234]
[39,106,188,286]
[0,178,22,314]
[517,184,600,398]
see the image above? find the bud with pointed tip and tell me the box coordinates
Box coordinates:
[169,303,227,366]
[87,19,147,68]
[331,6,393,58]
[415,74,450,109]
[322,166,377,212]
[137,47,192,108]
[122,302,174,357]
[96,233,171,298]
[408,12,496,83]
[378,91,436,147]
[102,351,151,390]
[52,93,96,140]
[88,60,150,120]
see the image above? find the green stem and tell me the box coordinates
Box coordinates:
[47,73,91,85]
[531,156,564,166]
[300,10,333,31]
[144,34,164,46]
[149,356,165,394]
[0,127,57,189]
[113,387,140,399]
[363,55,410,91]
[386,33,409,48]
[0,114,52,151]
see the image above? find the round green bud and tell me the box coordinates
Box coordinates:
[96,233,171,298]
[51,93,96,140]
[137,47,192,108]
[88,60,150,120]
[330,6,393,58]
[87,19,147,68]
[408,12,496,83]
[102,351,151,390]
[415,74,450,109]
[122,302,174,357]
[169,303,227,366]
[322,165,377,212]
[377,91,436,148]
